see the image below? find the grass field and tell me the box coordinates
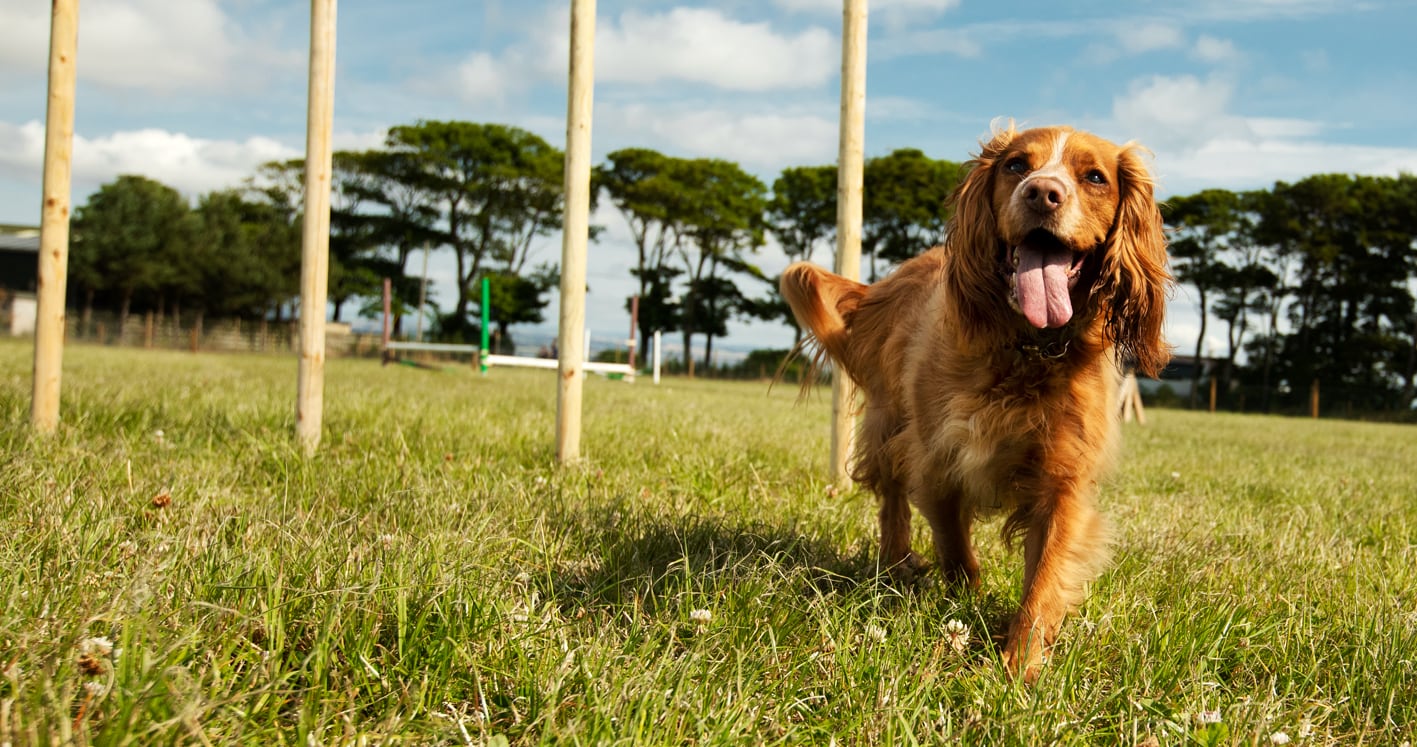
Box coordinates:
[1,339,1414,745]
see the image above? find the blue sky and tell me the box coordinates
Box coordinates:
[2,0,1416,356]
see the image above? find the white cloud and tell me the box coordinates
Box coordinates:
[601,104,838,171]
[0,0,300,93]
[596,9,837,91]
[1119,21,1186,55]
[1158,137,1417,195]
[774,0,961,13]
[0,120,301,202]
[1191,35,1240,63]
[1111,75,1417,195]
[457,52,514,102]
[451,7,838,102]
[1112,74,1252,153]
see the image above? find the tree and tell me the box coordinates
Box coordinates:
[864,149,965,277]
[192,190,296,320]
[767,164,836,341]
[1250,174,1417,412]
[1164,189,1244,407]
[71,175,191,334]
[671,158,767,376]
[331,149,441,328]
[599,148,685,356]
[386,121,566,330]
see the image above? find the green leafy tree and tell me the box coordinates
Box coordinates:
[599,148,685,356]
[864,149,965,277]
[1164,189,1245,407]
[386,121,566,328]
[671,158,767,376]
[331,149,441,328]
[71,175,191,333]
[766,164,837,341]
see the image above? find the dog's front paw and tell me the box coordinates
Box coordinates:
[884,551,932,585]
[1001,633,1047,685]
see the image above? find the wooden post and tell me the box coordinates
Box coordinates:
[830,0,868,487]
[555,0,596,464]
[295,0,338,455]
[1310,379,1319,419]
[1208,376,1217,413]
[652,330,661,385]
[30,0,79,435]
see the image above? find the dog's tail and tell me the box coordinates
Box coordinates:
[779,262,868,388]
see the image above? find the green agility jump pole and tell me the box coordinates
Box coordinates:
[480,276,490,375]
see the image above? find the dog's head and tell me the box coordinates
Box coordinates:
[948,123,1172,375]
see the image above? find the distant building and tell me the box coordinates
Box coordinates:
[1137,354,1224,401]
[0,225,40,292]
[1,225,41,336]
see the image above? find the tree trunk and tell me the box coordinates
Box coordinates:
[118,289,133,344]
[1190,287,1208,409]
[81,287,94,339]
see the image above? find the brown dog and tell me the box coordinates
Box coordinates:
[781,124,1171,681]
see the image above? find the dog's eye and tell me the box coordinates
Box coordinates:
[1083,169,1107,185]
[1005,158,1029,175]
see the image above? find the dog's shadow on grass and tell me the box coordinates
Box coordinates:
[538,505,875,614]
[537,503,1023,654]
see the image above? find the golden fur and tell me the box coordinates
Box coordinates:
[780,124,1171,682]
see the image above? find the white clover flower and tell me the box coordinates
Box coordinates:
[1269,732,1290,745]
[864,623,887,643]
[944,619,970,653]
[689,608,712,627]
[79,637,114,658]
[1197,709,1223,724]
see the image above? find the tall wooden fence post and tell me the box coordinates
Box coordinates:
[831,0,868,487]
[30,0,79,435]
[555,0,596,464]
[295,0,338,454]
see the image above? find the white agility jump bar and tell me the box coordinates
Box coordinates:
[484,354,633,377]
[384,341,633,377]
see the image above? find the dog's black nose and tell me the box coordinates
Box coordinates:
[1023,177,1067,212]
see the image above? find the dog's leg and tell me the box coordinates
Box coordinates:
[917,487,980,590]
[1002,491,1106,683]
[878,478,925,581]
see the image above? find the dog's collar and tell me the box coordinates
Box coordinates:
[1016,327,1074,361]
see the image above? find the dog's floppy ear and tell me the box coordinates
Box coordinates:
[944,124,1016,332]
[1099,145,1172,377]
[780,262,867,375]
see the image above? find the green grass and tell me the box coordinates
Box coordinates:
[1,339,1414,745]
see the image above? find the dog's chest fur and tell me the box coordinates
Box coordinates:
[900,322,1115,513]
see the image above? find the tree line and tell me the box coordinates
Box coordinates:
[66,119,1417,410]
[1167,175,1417,415]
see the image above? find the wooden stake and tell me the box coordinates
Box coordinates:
[555,0,596,464]
[30,0,79,435]
[831,0,868,487]
[1310,379,1319,419]
[295,0,338,455]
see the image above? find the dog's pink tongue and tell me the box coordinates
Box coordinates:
[1016,241,1074,328]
